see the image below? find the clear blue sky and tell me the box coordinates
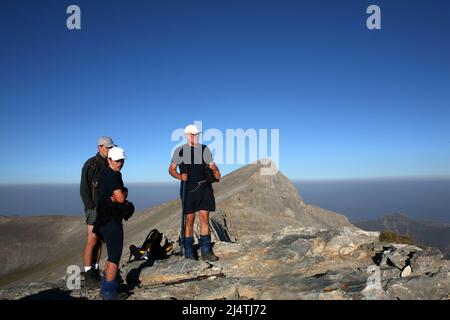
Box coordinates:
[1,0,449,184]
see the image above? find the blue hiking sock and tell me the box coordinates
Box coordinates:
[100,278,119,300]
[184,237,195,259]
[200,234,212,256]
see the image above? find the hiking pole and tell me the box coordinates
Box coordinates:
[179,169,188,256]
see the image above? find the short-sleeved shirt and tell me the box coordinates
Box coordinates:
[97,166,124,203]
[95,166,125,228]
[171,144,214,183]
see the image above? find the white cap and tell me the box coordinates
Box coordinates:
[108,147,127,161]
[97,136,115,148]
[184,124,201,135]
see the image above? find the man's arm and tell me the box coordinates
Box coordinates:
[169,162,188,181]
[209,162,221,180]
[80,163,95,210]
[204,146,220,180]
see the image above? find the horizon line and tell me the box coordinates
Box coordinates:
[2,175,450,186]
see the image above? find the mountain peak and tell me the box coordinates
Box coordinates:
[210,161,354,238]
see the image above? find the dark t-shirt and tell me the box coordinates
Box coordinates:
[95,166,125,229]
[98,166,124,204]
[171,144,214,182]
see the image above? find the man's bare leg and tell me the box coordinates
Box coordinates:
[93,240,103,269]
[199,210,218,261]
[83,225,99,270]
[184,212,195,237]
[183,212,196,259]
[104,261,118,281]
[199,210,210,235]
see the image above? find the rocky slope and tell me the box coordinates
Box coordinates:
[1,226,448,300]
[0,215,85,287]
[0,161,448,300]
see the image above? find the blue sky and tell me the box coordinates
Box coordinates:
[0,0,449,183]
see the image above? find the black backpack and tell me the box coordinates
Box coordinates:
[128,229,173,263]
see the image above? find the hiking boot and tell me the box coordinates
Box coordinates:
[201,251,219,262]
[184,237,197,260]
[84,269,101,288]
[100,278,129,300]
[92,268,102,278]
[99,289,129,300]
[109,291,129,300]
[199,234,218,261]
[185,254,198,261]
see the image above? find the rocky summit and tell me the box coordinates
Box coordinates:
[0,161,448,300]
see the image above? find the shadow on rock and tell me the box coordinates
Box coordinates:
[19,288,87,300]
[125,252,172,294]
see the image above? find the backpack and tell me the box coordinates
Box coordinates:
[89,155,106,203]
[128,229,173,263]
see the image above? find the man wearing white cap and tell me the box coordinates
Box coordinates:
[95,146,131,300]
[80,136,115,287]
[169,124,221,261]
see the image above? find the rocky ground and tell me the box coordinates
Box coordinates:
[1,226,448,300]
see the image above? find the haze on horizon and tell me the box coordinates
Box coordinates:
[1,177,450,224]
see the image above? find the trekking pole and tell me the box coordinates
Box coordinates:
[179,168,188,255]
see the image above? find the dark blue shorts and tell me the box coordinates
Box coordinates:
[98,218,123,265]
[180,181,216,213]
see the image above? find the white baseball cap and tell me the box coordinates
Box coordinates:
[108,147,127,161]
[184,124,201,135]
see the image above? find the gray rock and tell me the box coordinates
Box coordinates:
[265,234,311,261]
[381,267,401,283]
[386,271,450,300]
[386,253,408,270]
[410,247,445,275]
[322,228,379,255]
[212,241,243,254]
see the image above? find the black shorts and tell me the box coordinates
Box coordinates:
[98,218,123,265]
[180,181,216,213]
